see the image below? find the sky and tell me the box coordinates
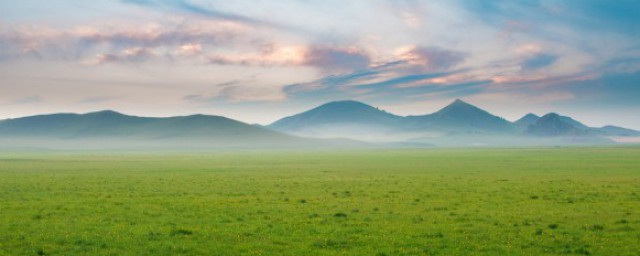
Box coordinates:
[0,0,639,129]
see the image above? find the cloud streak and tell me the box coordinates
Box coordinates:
[0,20,245,63]
[121,0,300,32]
[395,46,469,72]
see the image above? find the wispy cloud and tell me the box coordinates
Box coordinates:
[303,45,372,73]
[0,20,245,63]
[121,0,299,32]
[1,96,44,106]
[205,44,373,73]
[394,46,469,72]
[77,96,119,104]
[94,47,156,64]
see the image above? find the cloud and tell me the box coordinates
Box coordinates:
[356,72,454,91]
[521,53,557,71]
[94,47,156,64]
[178,43,203,55]
[76,21,243,50]
[0,20,371,73]
[567,70,640,103]
[283,60,486,105]
[302,45,371,73]
[185,86,286,103]
[206,44,372,72]
[218,86,287,102]
[0,20,244,63]
[121,0,295,32]
[184,78,288,103]
[394,46,468,72]
[280,44,475,103]
[2,96,44,106]
[78,96,118,104]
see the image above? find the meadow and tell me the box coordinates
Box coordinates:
[0,147,639,255]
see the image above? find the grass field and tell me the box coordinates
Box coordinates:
[1,147,639,255]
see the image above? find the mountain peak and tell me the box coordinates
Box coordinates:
[448,98,472,107]
[515,113,541,123]
[514,113,541,130]
[416,99,513,132]
[436,99,484,116]
[527,113,582,136]
[268,100,401,132]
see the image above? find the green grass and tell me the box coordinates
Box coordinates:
[0,147,639,255]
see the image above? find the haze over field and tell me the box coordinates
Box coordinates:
[1,0,639,131]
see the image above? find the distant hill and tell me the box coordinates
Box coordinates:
[523,113,639,138]
[0,110,357,149]
[593,125,640,137]
[268,100,404,140]
[526,113,586,136]
[269,99,639,146]
[406,99,514,134]
[2,100,638,148]
[514,113,540,131]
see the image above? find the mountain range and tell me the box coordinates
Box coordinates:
[1,99,638,149]
[267,99,639,145]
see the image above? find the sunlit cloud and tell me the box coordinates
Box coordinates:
[0,19,250,63]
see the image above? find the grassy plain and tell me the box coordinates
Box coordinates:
[0,147,639,255]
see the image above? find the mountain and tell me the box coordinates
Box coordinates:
[524,113,640,138]
[526,113,586,137]
[2,100,638,149]
[268,100,404,140]
[269,99,639,146]
[556,114,589,130]
[514,113,540,131]
[407,99,514,134]
[0,110,348,149]
[593,125,640,137]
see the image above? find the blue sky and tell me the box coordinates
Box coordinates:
[0,0,639,128]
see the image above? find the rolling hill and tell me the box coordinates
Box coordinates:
[594,125,640,137]
[0,110,353,150]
